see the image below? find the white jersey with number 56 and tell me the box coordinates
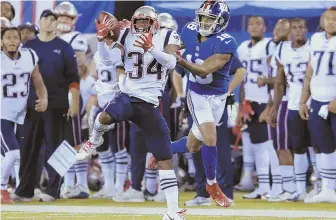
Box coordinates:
[1,48,38,124]
[118,28,180,106]
[310,32,336,102]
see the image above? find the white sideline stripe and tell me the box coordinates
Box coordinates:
[2,205,336,218]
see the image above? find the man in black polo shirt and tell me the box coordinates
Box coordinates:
[12,9,80,202]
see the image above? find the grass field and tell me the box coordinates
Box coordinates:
[2,192,336,220]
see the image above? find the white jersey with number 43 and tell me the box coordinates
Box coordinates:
[118,28,180,106]
[310,32,336,102]
[1,48,38,124]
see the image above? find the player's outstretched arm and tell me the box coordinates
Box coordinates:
[299,61,313,120]
[32,65,48,112]
[177,53,231,78]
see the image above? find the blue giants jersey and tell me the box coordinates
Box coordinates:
[181,22,238,95]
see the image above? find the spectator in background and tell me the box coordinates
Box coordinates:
[0,17,12,46]
[11,9,80,202]
[18,22,39,44]
[0,1,15,22]
[319,11,326,31]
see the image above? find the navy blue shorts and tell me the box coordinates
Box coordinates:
[287,109,311,151]
[246,102,271,144]
[103,93,172,161]
[272,101,291,150]
[309,99,336,154]
[1,119,24,153]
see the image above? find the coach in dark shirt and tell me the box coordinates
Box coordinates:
[13,9,80,202]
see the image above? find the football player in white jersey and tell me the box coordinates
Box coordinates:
[267,18,317,202]
[254,19,292,201]
[54,1,90,199]
[88,21,130,199]
[237,16,277,198]
[77,6,185,219]
[1,27,47,203]
[300,7,336,203]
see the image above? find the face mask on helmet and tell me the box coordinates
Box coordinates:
[132,18,153,34]
[56,16,74,33]
[131,6,159,35]
[54,2,78,33]
[195,1,230,37]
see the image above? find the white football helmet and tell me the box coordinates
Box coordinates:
[54,1,79,33]
[158,13,178,31]
[131,6,159,35]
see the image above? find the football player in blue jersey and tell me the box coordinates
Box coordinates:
[171,0,239,207]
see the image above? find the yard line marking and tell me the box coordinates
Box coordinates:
[2,205,336,219]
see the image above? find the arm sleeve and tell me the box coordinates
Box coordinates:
[229,55,243,75]
[97,42,122,66]
[213,36,238,55]
[64,44,80,87]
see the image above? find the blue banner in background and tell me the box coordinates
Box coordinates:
[12,0,329,43]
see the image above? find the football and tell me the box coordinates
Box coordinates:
[97,11,120,41]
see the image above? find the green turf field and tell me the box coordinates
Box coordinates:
[2,192,336,220]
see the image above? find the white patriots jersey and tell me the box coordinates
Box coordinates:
[1,48,38,124]
[93,48,122,108]
[238,38,277,103]
[59,31,88,52]
[118,28,180,105]
[80,75,96,114]
[93,50,119,85]
[310,32,336,102]
[276,41,310,110]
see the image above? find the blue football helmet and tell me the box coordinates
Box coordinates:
[195,0,230,36]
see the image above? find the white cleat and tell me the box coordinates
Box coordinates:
[67,184,90,199]
[162,209,187,220]
[113,188,145,202]
[90,186,117,199]
[34,188,43,199]
[60,185,75,199]
[10,193,33,202]
[76,137,104,161]
[39,193,56,202]
[306,183,321,199]
[288,192,307,202]
[184,196,211,206]
[304,188,336,203]
[268,191,294,202]
[243,188,268,199]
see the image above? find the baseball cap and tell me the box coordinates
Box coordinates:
[40,9,57,19]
